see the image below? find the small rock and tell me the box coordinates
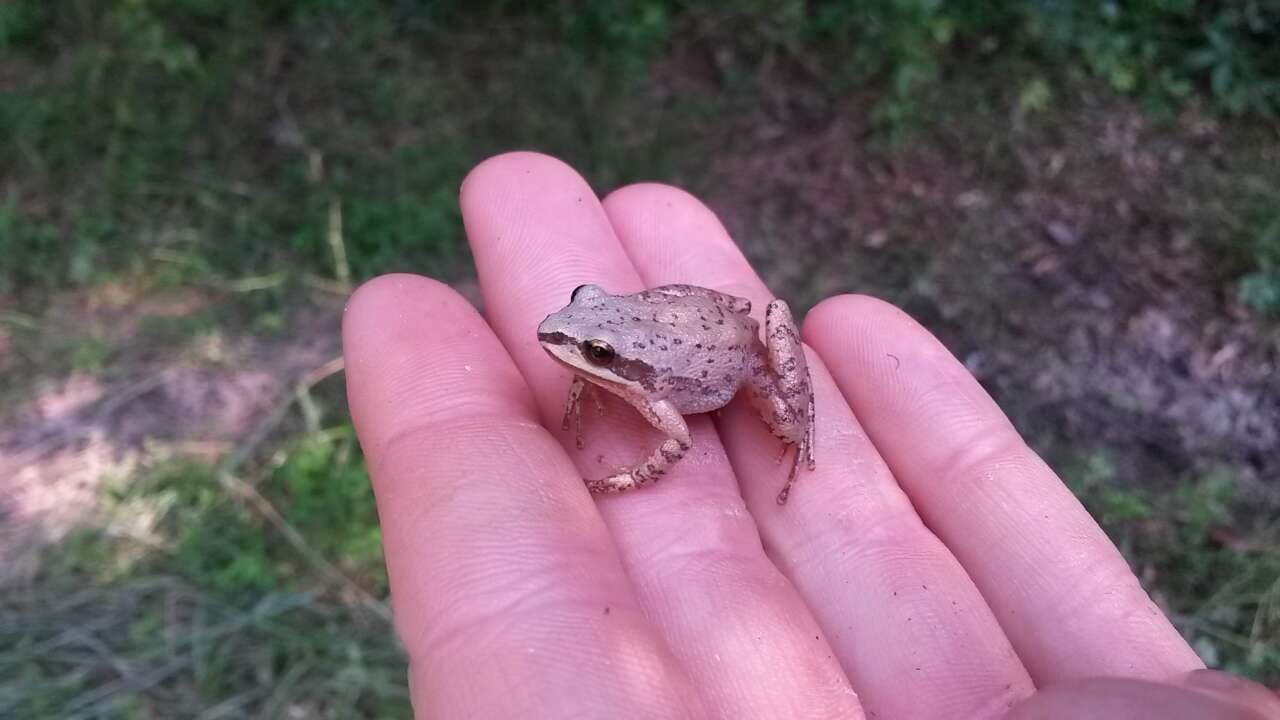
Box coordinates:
[1045,221,1079,246]
[954,190,989,209]
[864,229,889,249]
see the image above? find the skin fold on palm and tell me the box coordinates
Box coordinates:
[342,152,1279,719]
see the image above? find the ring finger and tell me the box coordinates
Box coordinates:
[604,182,1036,720]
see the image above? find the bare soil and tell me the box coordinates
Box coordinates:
[704,74,1280,502]
[0,288,342,583]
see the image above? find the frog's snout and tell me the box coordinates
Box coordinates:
[536,314,573,348]
[536,315,558,343]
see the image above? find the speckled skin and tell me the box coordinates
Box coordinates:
[537,284,815,504]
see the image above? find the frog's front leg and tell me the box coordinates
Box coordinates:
[586,398,691,494]
[560,376,587,449]
[746,298,815,504]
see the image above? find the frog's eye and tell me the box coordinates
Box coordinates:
[571,284,590,302]
[581,339,615,366]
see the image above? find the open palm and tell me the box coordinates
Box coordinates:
[342,153,1277,719]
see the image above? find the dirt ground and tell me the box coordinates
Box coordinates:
[703,75,1279,506]
[0,291,343,582]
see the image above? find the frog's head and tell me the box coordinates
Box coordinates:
[537,284,657,392]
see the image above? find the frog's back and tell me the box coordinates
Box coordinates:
[647,292,760,414]
[637,285,752,315]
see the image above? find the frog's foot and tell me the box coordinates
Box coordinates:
[585,437,690,494]
[589,382,607,417]
[775,421,814,505]
[584,398,691,496]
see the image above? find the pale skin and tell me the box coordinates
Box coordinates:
[342,152,1280,719]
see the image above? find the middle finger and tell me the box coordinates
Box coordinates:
[460,152,863,718]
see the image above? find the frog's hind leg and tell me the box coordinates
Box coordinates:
[586,398,691,495]
[746,298,815,504]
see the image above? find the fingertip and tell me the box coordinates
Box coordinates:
[602,182,711,219]
[343,272,465,341]
[603,181,766,305]
[342,272,480,390]
[459,151,634,326]
[802,292,964,409]
[802,293,916,347]
[460,151,594,212]
[805,292,886,320]
[342,271,539,465]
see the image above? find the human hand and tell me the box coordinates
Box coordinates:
[343,152,1279,719]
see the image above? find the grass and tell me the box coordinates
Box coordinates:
[2,578,406,719]
[3,0,1279,715]
[8,424,1274,718]
[1066,454,1280,682]
[2,384,407,718]
[0,0,716,307]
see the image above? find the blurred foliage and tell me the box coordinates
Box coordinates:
[0,0,703,302]
[1236,209,1280,313]
[3,0,1279,302]
[794,0,1280,136]
[1027,0,1280,117]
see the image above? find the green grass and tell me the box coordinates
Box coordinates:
[3,390,405,718]
[1234,206,1280,314]
[1066,453,1280,682]
[0,0,716,307]
[2,579,406,719]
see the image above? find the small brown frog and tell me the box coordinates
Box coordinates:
[537,284,814,504]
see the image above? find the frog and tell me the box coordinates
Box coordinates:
[536,283,815,504]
